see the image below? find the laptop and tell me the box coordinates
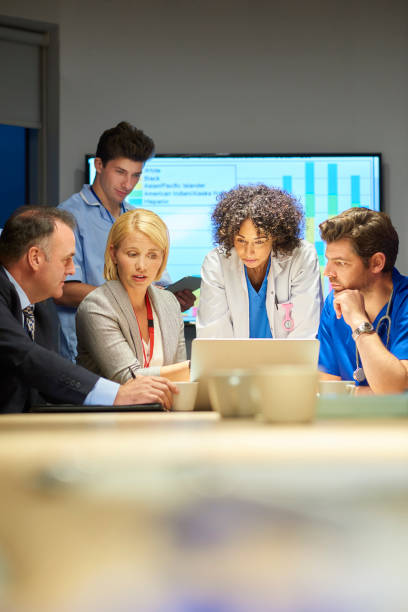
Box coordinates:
[190,338,320,410]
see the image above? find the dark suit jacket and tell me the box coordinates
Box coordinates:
[0,267,99,413]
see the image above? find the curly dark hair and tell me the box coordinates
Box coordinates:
[212,184,304,257]
[96,121,155,165]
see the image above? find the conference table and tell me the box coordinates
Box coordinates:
[0,407,407,611]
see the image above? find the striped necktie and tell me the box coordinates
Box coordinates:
[22,305,35,340]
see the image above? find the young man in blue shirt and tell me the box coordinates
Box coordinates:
[318,207,408,394]
[57,122,195,361]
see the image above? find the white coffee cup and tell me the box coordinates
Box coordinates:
[319,380,355,396]
[254,365,318,423]
[207,369,258,418]
[172,381,199,411]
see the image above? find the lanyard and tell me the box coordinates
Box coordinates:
[90,187,126,221]
[135,293,155,368]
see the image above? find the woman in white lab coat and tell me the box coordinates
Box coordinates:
[196,184,323,339]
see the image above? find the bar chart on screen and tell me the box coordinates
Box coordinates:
[87,153,381,317]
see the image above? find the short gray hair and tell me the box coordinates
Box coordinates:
[0,206,76,264]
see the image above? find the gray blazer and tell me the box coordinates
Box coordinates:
[76,280,186,383]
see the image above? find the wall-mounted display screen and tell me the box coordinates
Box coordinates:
[86,153,381,320]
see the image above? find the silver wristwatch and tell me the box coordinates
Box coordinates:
[352,321,375,341]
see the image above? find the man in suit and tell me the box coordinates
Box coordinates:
[0,206,176,413]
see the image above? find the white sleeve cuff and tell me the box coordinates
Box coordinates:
[84,377,120,406]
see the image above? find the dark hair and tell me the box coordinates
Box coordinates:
[212,184,304,257]
[0,206,76,264]
[95,121,155,165]
[319,207,398,272]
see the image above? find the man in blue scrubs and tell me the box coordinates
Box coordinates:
[57,121,195,361]
[318,207,408,394]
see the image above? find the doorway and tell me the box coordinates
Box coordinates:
[0,18,59,220]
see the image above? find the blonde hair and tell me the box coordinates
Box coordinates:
[104,209,169,281]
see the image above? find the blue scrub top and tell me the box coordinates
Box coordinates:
[245,258,273,339]
[318,268,408,384]
[59,184,131,287]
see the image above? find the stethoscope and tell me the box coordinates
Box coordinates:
[353,287,393,382]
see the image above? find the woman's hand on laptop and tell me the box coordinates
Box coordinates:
[114,376,178,411]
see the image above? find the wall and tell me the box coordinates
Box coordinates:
[1,0,407,267]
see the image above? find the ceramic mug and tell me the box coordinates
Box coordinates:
[254,365,318,423]
[207,369,258,418]
[172,381,199,411]
[318,380,355,396]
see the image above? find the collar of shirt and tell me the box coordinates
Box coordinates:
[79,184,132,214]
[2,266,32,319]
[391,267,405,294]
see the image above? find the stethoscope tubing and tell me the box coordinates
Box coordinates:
[354,287,393,382]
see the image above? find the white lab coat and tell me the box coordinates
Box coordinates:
[196,240,323,339]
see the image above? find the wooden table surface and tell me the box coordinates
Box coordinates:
[0,411,407,612]
[1,410,408,467]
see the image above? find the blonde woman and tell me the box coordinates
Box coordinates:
[76,209,189,383]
